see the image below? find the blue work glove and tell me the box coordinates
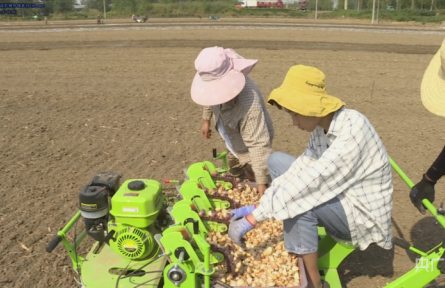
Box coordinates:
[228,216,255,246]
[230,204,256,220]
[410,174,436,215]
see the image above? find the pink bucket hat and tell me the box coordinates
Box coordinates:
[191,46,258,106]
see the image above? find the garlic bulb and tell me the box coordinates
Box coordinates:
[206,182,301,287]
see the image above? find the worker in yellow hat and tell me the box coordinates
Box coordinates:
[228,65,394,288]
[409,39,445,214]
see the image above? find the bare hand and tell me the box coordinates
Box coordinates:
[257,184,267,197]
[201,120,212,139]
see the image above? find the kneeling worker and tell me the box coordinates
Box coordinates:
[228,65,394,288]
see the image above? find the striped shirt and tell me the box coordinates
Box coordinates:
[252,107,394,250]
[202,76,274,185]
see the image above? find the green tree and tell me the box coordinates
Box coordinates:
[53,0,75,15]
[111,0,153,14]
[84,0,112,12]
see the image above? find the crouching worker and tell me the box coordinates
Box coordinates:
[191,46,274,196]
[228,65,394,288]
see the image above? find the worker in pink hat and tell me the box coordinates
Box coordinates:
[191,46,274,196]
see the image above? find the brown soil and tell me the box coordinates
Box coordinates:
[1,19,445,288]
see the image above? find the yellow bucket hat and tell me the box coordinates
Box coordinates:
[268,65,344,117]
[420,39,445,117]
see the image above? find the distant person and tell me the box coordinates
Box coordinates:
[410,39,445,214]
[191,46,274,196]
[97,15,101,25]
[44,16,47,25]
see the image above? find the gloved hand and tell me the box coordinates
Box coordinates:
[410,174,436,214]
[230,204,256,220]
[228,216,255,246]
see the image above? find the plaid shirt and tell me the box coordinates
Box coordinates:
[202,76,274,185]
[252,107,394,250]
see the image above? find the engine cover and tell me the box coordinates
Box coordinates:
[109,225,154,260]
[109,179,164,228]
[107,179,166,259]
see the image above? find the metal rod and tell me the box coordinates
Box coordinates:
[423,201,445,230]
[204,244,211,288]
[74,229,87,249]
[408,246,428,257]
[315,0,318,19]
[389,157,445,230]
[58,211,84,269]
[61,211,82,234]
[389,157,415,188]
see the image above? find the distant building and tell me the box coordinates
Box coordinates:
[74,4,85,11]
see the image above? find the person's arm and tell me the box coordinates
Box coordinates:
[239,108,272,186]
[410,145,445,214]
[426,145,445,182]
[252,124,366,223]
[203,106,213,121]
[201,107,213,139]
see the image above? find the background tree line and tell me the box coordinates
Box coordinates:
[1,0,444,20]
[336,0,445,10]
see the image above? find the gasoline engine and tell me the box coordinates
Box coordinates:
[78,171,168,260]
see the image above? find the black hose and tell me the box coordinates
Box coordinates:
[121,270,164,279]
[115,261,132,288]
[133,276,164,288]
[123,255,164,279]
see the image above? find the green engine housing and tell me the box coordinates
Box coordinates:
[108,179,165,260]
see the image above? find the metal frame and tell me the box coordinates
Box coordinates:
[47,152,445,288]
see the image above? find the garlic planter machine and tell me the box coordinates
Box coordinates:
[46,149,445,288]
[45,150,268,288]
[45,171,237,288]
[311,157,445,288]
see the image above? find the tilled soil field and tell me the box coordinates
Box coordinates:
[1,18,445,288]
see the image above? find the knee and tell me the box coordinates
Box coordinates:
[267,151,286,170]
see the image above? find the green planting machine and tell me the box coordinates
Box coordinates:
[313,157,445,288]
[46,150,445,288]
[45,170,239,288]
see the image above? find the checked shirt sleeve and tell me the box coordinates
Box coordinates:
[203,106,213,121]
[253,121,366,222]
[239,107,273,185]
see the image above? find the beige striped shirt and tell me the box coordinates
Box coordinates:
[202,76,274,184]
